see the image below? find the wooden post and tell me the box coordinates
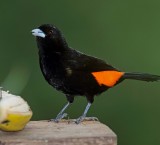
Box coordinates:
[0,120,117,145]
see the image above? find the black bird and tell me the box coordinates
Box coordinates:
[32,24,160,124]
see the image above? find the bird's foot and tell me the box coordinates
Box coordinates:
[83,117,99,121]
[75,116,98,124]
[49,113,68,123]
[75,115,85,124]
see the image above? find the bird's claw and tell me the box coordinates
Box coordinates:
[83,117,99,121]
[75,116,99,124]
[75,116,85,124]
[49,113,68,123]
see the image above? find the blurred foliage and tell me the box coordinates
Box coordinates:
[0,0,160,145]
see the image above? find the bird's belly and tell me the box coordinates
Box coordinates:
[40,59,67,92]
[49,77,65,91]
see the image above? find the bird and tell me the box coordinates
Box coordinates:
[31,24,160,124]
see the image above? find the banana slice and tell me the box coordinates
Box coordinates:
[0,90,32,131]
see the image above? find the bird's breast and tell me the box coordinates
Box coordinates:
[39,55,67,90]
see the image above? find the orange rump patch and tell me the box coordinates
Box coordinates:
[92,71,124,87]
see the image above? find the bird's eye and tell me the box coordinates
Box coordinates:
[48,30,53,35]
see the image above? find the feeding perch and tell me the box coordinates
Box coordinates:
[0,120,117,145]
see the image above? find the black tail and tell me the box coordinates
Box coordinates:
[123,72,160,82]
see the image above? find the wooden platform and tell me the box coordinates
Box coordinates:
[0,120,117,145]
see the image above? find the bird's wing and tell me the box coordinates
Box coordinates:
[63,49,124,87]
[63,48,117,72]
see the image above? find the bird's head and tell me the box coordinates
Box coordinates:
[32,24,68,53]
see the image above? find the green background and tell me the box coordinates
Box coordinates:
[0,0,160,145]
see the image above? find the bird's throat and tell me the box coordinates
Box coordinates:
[36,37,69,55]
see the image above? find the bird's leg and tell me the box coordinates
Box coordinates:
[51,102,70,122]
[75,102,92,124]
[51,95,74,122]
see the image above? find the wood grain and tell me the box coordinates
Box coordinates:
[0,120,117,145]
